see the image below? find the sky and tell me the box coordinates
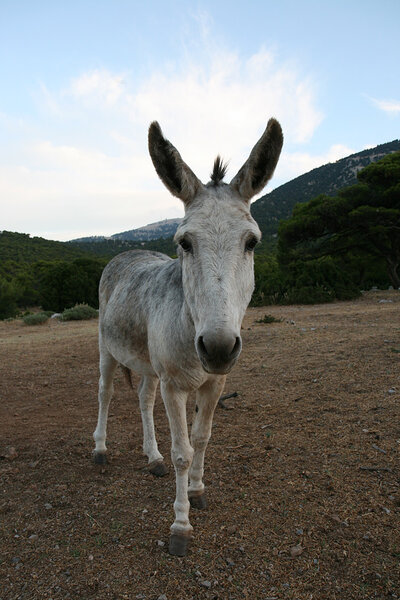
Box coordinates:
[1,0,399,241]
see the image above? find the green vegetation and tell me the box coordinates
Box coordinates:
[276,151,400,300]
[255,314,282,324]
[250,152,399,305]
[0,276,18,319]
[59,304,98,321]
[23,312,51,325]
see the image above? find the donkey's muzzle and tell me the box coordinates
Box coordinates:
[196,331,242,374]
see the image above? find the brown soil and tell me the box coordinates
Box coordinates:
[0,291,399,600]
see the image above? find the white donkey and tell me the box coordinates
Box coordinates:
[93,119,283,555]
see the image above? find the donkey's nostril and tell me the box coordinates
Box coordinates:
[231,336,241,357]
[197,335,208,357]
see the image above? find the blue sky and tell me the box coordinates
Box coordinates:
[1,0,399,241]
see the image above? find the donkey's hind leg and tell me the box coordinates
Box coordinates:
[138,375,168,477]
[93,349,118,464]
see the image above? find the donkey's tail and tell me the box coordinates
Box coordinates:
[120,364,134,389]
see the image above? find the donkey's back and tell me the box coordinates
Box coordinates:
[99,249,172,308]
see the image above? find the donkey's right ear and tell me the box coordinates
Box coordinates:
[148,122,201,205]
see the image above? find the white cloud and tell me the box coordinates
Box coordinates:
[2,33,328,240]
[68,69,126,106]
[370,97,400,115]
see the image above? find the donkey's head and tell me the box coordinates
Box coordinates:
[148,120,283,374]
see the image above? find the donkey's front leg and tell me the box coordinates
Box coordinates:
[160,380,193,556]
[188,376,226,509]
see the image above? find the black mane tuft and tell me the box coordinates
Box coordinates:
[210,156,228,185]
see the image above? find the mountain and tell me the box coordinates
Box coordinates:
[250,139,400,238]
[0,231,93,266]
[72,218,182,243]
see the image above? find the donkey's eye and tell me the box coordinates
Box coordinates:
[245,236,259,252]
[179,238,193,253]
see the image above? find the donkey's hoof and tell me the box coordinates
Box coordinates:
[93,452,107,465]
[189,493,207,510]
[149,461,168,477]
[169,534,190,556]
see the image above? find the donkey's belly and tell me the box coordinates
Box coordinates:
[99,308,152,373]
[125,355,156,376]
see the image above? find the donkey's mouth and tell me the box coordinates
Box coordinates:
[199,358,237,375]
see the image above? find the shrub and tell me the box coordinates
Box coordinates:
[256,314,282,324]
[59,304,98,321]
[23,312,50,325]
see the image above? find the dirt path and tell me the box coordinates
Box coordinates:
[0,292,399,599]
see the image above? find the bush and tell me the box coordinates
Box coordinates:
[23,312,50,325]
[256,314,282,323]
[59,304,98,321]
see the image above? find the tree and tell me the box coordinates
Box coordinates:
[38,258,105,312]
[0,276,18,319]
[278,152,400,289]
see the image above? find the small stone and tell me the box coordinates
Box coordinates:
[28,534,38,541]
[225,557,235,566]
[200,580,212,589]
[142,509,148,514]
[157,540,165,547]
[296,528,304,536]
[388,389,396,394]
[157,595,167,600]
[1,446,18,460]
[290,544,304,558]
[44,503,53,510]
[88,554,94,561]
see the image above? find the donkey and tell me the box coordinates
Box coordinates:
[93,119,283,556]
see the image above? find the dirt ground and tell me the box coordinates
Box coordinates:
[0,291,399,600]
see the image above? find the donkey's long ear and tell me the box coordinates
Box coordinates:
[148,122,201,205]
[230,118,283,202]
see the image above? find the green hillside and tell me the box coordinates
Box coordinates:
[251,139,400,239]
[0,231,92,267]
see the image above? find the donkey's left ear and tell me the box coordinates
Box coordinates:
[148,121,202,205]
[230,118,283,202]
